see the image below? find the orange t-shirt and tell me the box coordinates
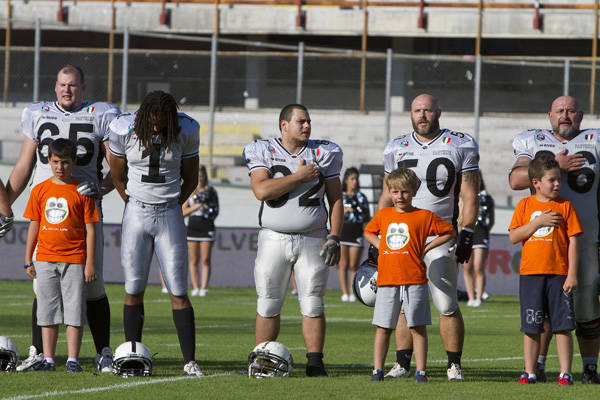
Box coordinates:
[508,195,582,276]
[364,207,453,286]
[24,178,100,264]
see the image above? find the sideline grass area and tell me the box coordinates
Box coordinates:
[0,281,597,399]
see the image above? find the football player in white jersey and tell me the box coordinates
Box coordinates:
[6,65,118,372]
[509,95,600,384]
[378,94,479,381]
[243,104,343,377]
[108,91,204,377]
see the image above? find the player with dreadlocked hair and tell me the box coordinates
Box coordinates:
[108,91,204,377]
[134,91,180,153]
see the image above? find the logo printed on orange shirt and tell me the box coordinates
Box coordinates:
[45,197,69,224]
[385,222,410,250]
[530,210,554,238]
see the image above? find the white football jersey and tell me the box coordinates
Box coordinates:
[21,101,120,187]
[513,128,600,241]
[243,137,343,233]
[383,129,479,224]
[109,112,200,204]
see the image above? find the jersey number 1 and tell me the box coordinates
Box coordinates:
[141,144,166,183]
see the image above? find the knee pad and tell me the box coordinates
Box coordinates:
[576,318,600,340]
[298,295,324,318]
[257,296,284,318]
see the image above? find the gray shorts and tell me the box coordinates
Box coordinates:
[372,284,431,329]
[35,261,86,327]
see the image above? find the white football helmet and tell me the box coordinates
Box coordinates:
[0,336,18,372]
[353,263,378,307]
[112,341,152,377]
[248,341,293,378]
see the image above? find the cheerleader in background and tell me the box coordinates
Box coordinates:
[338,167,370,302]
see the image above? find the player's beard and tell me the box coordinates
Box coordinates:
[411,117,440,138]
[552,123,579,140]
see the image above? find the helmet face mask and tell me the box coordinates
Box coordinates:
[248,341,293,378]
[113,341,152,378]
[0,336,18,372]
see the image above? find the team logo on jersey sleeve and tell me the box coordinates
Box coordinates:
[42,105,50,112]
[385,222,409,250]
[530,210,553,238]
[268,145,276,154]
[400,140,409,147]
[45,197,69,224]
[535,133,546,141]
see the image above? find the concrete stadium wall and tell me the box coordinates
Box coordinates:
[2,1,597,39]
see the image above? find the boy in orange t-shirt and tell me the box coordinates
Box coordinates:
[23,138,100,373]
[364,168,455,383]
[509,153,582,386]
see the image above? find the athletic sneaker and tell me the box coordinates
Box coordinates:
[481,291,489,300]
[370,369,384,382]
[384,362,411,378]
[348,294,357,302]
[467,299,482,307]
[290,290,298,297]
[341,294,349,302]
[16,345,43,372]
[95,346,114,373]
[161,287,168,294]
[582,365,600,384]
[33,360,56,371]
[191,288,200,296]
[557,373,573,386]
[518,373,536,384]
[447,363,465,381]
[199,289,207,297]
[183,361,204,377]
[534,362,547,382]
[414,370,427,383]
[65,360,83,373]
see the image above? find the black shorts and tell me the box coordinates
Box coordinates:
[473,224,489,249]
[341,222,363,247]
[519,274,575,334]
[187,216,216,242]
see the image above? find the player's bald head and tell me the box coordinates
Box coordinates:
[548,95,583,140]
[550,96,580,113]
[411,94,440,113]
[57,64,84,85]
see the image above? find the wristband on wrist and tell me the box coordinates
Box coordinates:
[24,262,34,269]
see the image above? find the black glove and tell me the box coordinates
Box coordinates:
[319,234,341,266]
[0,214,14,238]
[455,228,474,264]
[77,181,101,198]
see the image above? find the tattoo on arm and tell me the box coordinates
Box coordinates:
[462,170,480,186]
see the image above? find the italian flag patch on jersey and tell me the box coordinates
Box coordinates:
[586,134,594,140]
[86,106,95,113]
[442,137,451,144]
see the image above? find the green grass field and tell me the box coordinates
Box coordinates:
[1,281,598,399]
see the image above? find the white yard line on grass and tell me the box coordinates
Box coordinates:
[3,372,233,400]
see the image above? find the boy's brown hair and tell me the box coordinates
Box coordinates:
[528,153,559,182]
[386,168,421,194]
[48,138,77,161]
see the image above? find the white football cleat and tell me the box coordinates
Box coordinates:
[447,363,465,381]
[95,346,114,373]
[16,345,43,372]
[184,361,204,377]
[384,362,411,378]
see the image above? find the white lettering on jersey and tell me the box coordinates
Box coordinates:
[512,128,600,242]
[383,129,479,224]
[243,137,343,233]
[21,101,120,187]
[108,112,200,204]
